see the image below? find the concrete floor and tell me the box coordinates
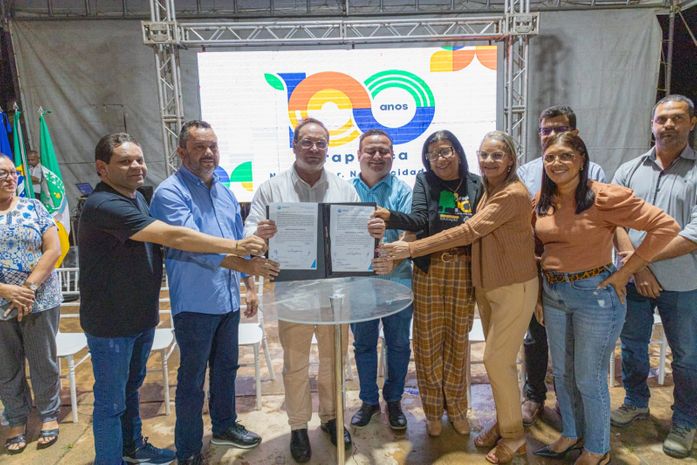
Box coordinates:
[1,301,695,465]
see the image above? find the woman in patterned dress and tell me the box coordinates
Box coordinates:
[0,155,63,453]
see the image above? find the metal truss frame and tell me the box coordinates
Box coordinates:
[145,0,539,174]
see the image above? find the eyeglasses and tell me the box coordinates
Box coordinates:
[477,150,507,161]
[543,152,576,163]
[362,148,392,158]
[298,139,328,150]
[0,170,18,181]
[426,146,455,161]
[538,125,571,136]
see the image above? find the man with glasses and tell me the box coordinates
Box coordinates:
[349,130,413,432]
[244,118,385,463]
[517,105,606,426]
[611,94,697,459]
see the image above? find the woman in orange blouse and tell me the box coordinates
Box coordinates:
[383,131,537,464]
[532,132,679,465]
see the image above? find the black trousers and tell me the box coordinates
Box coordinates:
[523,315,549,402]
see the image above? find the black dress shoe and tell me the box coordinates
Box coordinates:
[351,403,380,427]
[321,419,352,450]
[290,429,311,463]
[534,439,583,459]
[177,453,205,465]
[211,422,261,449]
[387,401,407,430]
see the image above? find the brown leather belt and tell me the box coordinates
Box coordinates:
[542,264,611,285]
[432,247,468,263]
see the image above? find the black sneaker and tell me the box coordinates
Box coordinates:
[210,422,261,449]
[386,401,407,430]
[290,428,311,463]
[123,437,176,464]
[176,454,205,465]
[320,419,352,450]
[351,403,380,427]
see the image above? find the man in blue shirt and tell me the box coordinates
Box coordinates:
[151,121,278,465]
[611,95,697,458]
[517,105,606,426]
[350,130,413,431]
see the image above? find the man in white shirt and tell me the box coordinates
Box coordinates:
[28,150,43,200]
[244,118,384,463]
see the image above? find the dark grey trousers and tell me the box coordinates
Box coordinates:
[0,306,61,426]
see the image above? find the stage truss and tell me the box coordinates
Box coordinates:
[143,0,539,175]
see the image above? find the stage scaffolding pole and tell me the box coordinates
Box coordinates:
[143,3,538,169]
[147,0,184,176]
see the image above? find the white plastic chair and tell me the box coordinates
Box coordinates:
[239,276,275,410]
[56,267,80,308]
[56,267,90,423]
[150,313,176,415]
[56,327,90,423]
[609,310,668,386]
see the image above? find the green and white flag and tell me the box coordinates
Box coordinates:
[39,110,70,264]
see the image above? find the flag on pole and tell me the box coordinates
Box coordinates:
[12,108,33,198]
[0,110,13,158]
[39,110,71,266]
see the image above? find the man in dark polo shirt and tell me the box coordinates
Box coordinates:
[79,133,267,465]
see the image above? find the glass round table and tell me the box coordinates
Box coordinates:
[263,276,412,464]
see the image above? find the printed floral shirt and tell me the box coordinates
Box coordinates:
[0,197,62,317]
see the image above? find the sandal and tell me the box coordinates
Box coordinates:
[474,422,500,448]
[486,439,527,464]
[575,451,611,465]
[4,433,27,455]
[37,428,59,449]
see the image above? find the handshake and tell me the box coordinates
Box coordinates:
[229,235,281,280]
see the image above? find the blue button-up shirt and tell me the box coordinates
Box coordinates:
[150,165,244,315]
[352,173,413,288]
[612,145,697,292]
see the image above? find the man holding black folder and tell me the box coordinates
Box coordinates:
[244,118,385,463]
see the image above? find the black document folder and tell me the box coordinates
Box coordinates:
[266,202,378,282]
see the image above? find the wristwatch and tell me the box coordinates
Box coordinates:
[24,281,40,292]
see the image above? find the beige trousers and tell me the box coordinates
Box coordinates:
[476,276,538,439]
[278,321,348,430]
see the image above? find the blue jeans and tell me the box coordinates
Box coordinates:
[542,268,625,455]
[351,305,412,405]
[86,328,155,465]
[174,310,240,461]
[620,284,697,428]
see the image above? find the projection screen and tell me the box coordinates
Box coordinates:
[198,45,497,202]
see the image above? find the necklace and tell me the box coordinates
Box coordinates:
[443,178,464,205]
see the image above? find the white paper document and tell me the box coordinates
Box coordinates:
[329,204,375,273]
[268,202,319,270]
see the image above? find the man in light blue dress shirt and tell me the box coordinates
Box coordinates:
[350,130,413,431]
[610,95,697,458]
[516,105,606,426]
[151,121,276,465]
